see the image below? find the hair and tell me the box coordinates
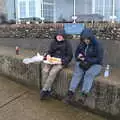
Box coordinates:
[80,36,92,43]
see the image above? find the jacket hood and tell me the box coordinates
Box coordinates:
[80,28,97,45]
[54,29,66,41]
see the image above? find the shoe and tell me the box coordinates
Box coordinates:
[68,90,74,96]
[63,90,74,104]
[81,92,91,98]
[81,92,88,98]
[40,90,48,100]
[46,90,51,97]
[78,92,90,104]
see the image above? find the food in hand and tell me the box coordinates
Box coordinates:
[47,57,61,63]
[46,55,51,61]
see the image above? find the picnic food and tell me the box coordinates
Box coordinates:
[48,57,61,63]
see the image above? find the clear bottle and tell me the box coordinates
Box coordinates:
[104,64,110,78]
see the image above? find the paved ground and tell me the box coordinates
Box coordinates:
[0,75,107,120]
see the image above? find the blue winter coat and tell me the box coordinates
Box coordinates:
[75,28,104,65]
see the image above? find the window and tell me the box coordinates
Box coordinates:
[43,1,54,21]
[44,0,54,4]
[95,0,103,15]
[115,0,120,21]
[20,1,26,18]
[94,0,113,20]
[29,0,35,17]
[105,0,112,18]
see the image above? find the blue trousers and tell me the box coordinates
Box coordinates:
[69,62,102,93]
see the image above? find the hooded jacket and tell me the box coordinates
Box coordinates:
[75,28,104,65]
[47,30,73,66]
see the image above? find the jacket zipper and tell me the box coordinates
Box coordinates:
[85,45,89,56]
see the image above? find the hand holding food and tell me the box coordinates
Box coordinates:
[47,57,61,64]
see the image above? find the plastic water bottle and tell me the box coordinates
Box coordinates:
[104,64,110,78]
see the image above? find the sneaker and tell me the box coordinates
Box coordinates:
[82,92,91,98]
[40,90,48,100]
[46,90,51,97]
[68,90,74,96]
[63,90,74,104]
[78,92,90,104]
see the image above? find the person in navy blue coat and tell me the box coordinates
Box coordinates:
[64,28,104,103]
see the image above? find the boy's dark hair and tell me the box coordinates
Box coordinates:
[80,36,92,43]
[54,29,66,40]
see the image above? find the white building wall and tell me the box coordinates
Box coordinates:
[6,0,120,22]
[92,0,95,14]
[36,0,42,18]
[56,0,92,21]
[6,0,15,20]
[16,0,54,21]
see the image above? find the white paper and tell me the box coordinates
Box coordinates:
[23,53,44,64]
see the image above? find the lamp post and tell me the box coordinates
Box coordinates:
[112,0,115,23]
[41,0,44,23]
[72,0,77,23]
[109,0,116,23]
[53,0,56,23]
[102,0,105,21]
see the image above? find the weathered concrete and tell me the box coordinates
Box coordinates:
[0,23,120,42]
[53,68,120,117]
[0,23,120,68]
[0,38,120,67]
[0,75,106,120]
[0,46,120,119]
[0,46,40,89]
[0,55,40,89]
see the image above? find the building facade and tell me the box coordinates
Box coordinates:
[0,0,6,23]
[92,0,120,22]
[56,0,92,21]
[6,0,15,20]
[5,0,120,22]
[16,0,55,22]
[0,0,6,14]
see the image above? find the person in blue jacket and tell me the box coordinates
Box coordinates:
[64,28,104,103]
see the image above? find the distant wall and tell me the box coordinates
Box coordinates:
[0,23,120,41]
[0,23,120,67]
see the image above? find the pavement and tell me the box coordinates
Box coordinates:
[0,45,107,120]
[0,75,106,120]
